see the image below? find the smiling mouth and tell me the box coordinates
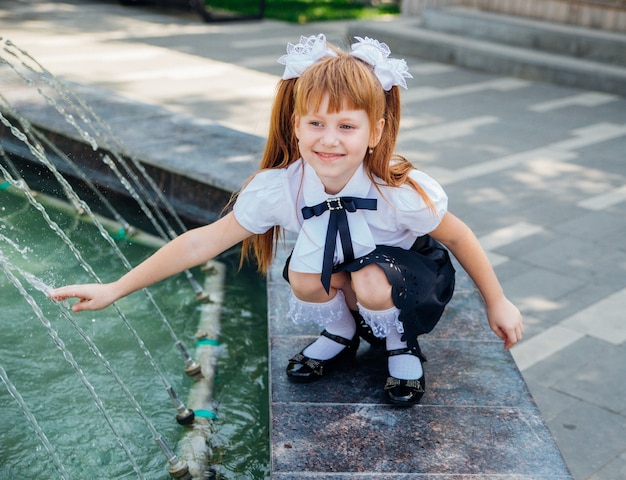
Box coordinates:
[316,151,344,160]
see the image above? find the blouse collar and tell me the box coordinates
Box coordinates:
[289,160,377,275]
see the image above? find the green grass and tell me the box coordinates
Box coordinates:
[205,0,400,23]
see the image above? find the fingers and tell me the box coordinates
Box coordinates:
[504,336,516,350]
[490,314,524,349]
[48,285,80,301]
[48,285,94,312]
[71,298,92,313]
[503,321,524,350]
[487,298,524,350]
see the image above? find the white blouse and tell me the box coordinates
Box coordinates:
[233,159,448,274]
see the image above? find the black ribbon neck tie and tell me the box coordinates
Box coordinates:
[302,196,377,293]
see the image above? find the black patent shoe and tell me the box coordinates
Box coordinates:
[286,330,359,383]
[384,347,426,406]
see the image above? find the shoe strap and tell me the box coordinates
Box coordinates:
[320,329,353,346]
[386,347,427,362]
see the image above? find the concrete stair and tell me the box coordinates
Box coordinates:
[348,6,626,95]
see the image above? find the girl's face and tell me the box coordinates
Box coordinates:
[295,94,384,195]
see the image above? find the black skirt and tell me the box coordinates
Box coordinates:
[283,235,456,351]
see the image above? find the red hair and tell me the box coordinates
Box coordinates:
[240,49,433,273]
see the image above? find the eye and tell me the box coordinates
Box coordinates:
[340,124,355,130]
[309,121,323,127]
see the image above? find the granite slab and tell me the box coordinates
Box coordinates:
[268,240,573,478]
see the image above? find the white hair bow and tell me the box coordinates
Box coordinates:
[277,34,337,80]
[277,34,412,90]
[350,36,413,90]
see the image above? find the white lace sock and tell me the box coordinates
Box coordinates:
[386,327,423,380]
[356,303,403,339]
[288,290,356,361]
[357,304,422,379]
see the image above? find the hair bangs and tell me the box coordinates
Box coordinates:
[294,54,385,120]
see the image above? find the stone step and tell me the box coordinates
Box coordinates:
[348,18,626,95]
[422,6,626,66]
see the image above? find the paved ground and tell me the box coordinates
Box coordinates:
[1,1,625,479]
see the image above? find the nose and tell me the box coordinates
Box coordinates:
[321,131,339,147]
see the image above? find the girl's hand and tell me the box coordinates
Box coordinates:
[486,296,524,349]
[49,283,120,312]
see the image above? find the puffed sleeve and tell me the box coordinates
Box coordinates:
[395,170,448,235]
[233,169,292,234]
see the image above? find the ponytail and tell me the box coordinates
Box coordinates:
[240,78,300,273]
[366,86,435,211]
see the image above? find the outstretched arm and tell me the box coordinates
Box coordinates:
[49,212,252,312]
[429,212,524,349]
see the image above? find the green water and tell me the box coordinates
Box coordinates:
[0,189,269,479]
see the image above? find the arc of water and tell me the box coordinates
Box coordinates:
[101,153,208,301]
[19,62,207,298]
[1,233,209,479]
[0,162,177,395]
[0,163,182,379]
[1,39,212,476]
[0,141,26,189]
[2,108,86,217]
[30,122,134,234]
[0,254,146,480]
[4,40,189,233]
[0,110,200,373]
[16,264,166,438]
[4,257,187,458]
[0,364,71,480]
[1,40,206,298]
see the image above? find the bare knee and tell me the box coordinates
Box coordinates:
[351,264,393,310]
[288,269,356,306]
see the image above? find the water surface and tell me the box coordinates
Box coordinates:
[0,190,269,479]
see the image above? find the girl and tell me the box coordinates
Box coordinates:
[50,34,523,406]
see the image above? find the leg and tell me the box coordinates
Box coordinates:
[289,269,356,309]
[351,265,425,406]
[309,268,384,347]
[350,264,393,311]
[285,270,359,382]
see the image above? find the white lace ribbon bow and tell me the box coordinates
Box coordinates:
[350,36,413,90]
[277,33,337,80]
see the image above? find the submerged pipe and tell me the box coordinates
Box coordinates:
[178,261,225,478]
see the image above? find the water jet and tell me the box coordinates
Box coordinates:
[1,38,268,479]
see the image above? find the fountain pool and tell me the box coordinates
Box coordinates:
[0,186,269,479]
[1,35,269,479]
